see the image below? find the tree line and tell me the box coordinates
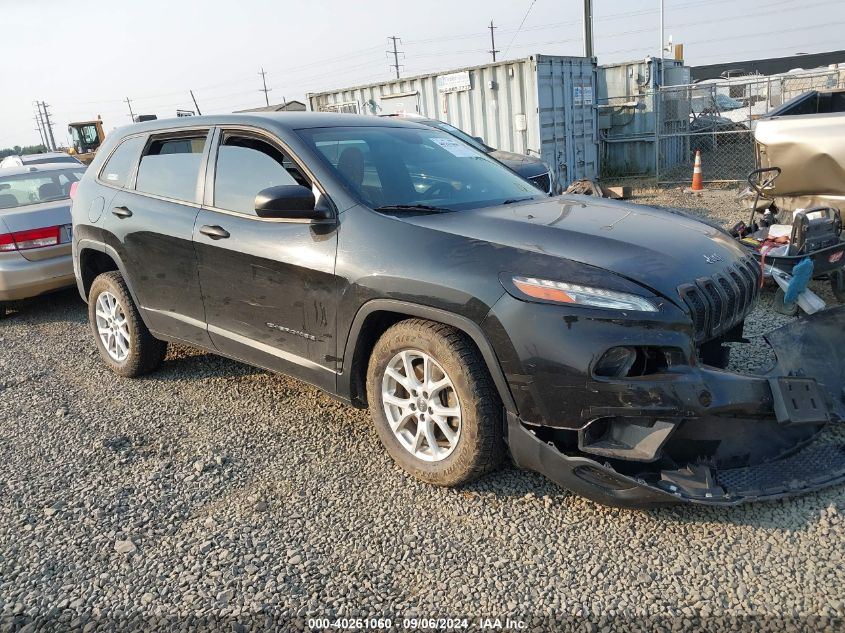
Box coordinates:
[0,144,48,160]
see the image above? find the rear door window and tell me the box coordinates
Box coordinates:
[99,136,145,188]
[135,134,208,202]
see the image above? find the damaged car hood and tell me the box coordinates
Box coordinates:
[403,195,748,300]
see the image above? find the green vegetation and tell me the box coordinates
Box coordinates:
[0,144,48,159]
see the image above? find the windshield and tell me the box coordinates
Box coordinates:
[24,155,81,165]
[70,124,100,154]
[0,167,85,209]
[297,126,541,211]
[715,94,743,110]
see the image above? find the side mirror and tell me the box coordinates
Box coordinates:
[473,136,486,145]
[254,184,322,220]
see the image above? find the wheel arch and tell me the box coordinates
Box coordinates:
[75,240,149,328]
[341,299,517,415]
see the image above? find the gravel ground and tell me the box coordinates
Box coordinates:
[1,190,843,632]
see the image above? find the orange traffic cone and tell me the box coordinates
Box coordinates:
[691,150,704,191]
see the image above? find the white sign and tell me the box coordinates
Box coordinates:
[430,137,477,157]
[436,71,472,93]
[574,85,594,106]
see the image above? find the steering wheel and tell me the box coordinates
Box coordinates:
[747,167,781,197]
[423,180,457,200]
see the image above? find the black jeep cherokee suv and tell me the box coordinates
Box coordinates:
[71,114,845,507]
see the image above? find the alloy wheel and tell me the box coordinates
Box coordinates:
[381,349,462,462]
[95,291,131,362]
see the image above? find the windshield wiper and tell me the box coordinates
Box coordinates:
[374,204,452,213]
[501,197,535,205]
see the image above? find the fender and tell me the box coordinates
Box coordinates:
[74,239,150,329]
[340,298,518,415]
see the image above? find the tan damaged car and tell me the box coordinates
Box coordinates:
[734,87,845,305]
[753,87,845,211]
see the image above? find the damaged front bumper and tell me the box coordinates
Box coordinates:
[507,306,845,507]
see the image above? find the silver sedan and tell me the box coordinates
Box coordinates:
[0,163,86,318]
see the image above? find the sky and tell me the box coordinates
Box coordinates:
[2,0,842,148]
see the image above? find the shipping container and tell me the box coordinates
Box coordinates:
[307,55,599,186]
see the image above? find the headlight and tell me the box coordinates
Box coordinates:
[511,276,659,312]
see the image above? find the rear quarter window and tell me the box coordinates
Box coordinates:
[135,135,207,202]
[99,136,146,188]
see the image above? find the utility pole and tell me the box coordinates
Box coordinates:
[659,0,665,86]
[259,68,271,107]
[34,103,50,150]
[583,0,594,58]
[33,115,47,149]
[41,102,57,150]
[387,36,403,79]
[488,20,500,62]
[125,97,135,121]
[190,90,202,115]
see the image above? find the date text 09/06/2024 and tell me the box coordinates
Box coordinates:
[306,617,527,630]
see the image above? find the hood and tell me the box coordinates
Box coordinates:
[400,195,748,302]
[488,149,549,179]
[0,198,71,262]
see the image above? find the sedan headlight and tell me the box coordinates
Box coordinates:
[511,276,659,312]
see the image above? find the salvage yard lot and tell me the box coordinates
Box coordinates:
[1,190,843,630]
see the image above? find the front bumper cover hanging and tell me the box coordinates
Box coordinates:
[508,306,845,507]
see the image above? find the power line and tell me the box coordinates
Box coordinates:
[19,0,828,130]
[600,19,845,58]
[387,36,404,79]
[502,0,538,58]
[488,20,500,62]
[259,67,272,106]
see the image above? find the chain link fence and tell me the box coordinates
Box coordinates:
[599,67,845,185]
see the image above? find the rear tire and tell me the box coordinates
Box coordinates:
[88,271,167,377]
[366,319,504,487]
[0,303,6,320]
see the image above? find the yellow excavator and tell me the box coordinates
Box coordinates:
[67,116,106,164]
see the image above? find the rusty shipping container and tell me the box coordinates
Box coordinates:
[307,54,599,185]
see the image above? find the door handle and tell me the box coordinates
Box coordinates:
[112,206,133,218]
[199,225,230,240]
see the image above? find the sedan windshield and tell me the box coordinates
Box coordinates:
[297,126,542,211]
[0,167,85,209]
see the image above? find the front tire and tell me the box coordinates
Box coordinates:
[88,271,167,377]
[366,319,504,486]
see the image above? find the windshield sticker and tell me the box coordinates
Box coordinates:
[106,173,119,181]
[430,137,477,158]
